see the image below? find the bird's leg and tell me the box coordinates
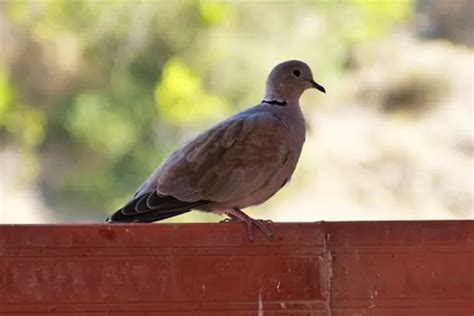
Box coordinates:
[224,207,273,240]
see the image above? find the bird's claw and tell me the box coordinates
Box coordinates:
[222,208,273,240]
[232,218,273,240]
[248,219,273,240]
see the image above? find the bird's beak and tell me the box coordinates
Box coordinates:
[309,79,326,94]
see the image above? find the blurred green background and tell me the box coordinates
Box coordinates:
[0,0,472,223]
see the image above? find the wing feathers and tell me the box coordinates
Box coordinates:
[156,112,290,202]
[107,191,210,223]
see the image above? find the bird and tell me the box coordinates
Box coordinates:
[106,60,325,239]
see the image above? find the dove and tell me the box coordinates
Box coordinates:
[106,60,325,239]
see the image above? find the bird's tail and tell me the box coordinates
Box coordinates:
[105,191,210,223]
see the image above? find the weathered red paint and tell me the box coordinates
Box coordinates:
[0,221,472,315]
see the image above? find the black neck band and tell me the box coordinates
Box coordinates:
[262,99,288,106]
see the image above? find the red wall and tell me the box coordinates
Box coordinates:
[1,221,472,315]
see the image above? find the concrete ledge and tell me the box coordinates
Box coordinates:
[0,221,472,315]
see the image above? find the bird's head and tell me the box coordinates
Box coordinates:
[264,60,325,103]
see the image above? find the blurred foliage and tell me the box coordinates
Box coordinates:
[155,58,231,125]
[343,0,411,42]
[0,70,14,127]
[0,0,412,217]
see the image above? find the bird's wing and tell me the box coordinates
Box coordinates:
[155,110,290,202]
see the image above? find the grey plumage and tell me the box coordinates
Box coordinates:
[106,60,325,239]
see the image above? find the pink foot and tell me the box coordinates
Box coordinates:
[223,207,273,240]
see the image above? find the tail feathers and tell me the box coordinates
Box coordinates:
[106,191,210,223]
[106,208,191,223]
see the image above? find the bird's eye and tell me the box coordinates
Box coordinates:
[292,69,301,77]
